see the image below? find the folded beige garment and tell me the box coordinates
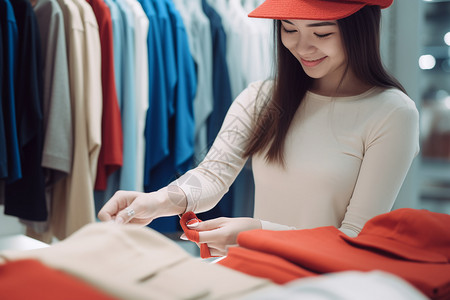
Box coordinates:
[0,222,272,300]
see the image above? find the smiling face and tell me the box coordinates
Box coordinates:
[280,19,349,94]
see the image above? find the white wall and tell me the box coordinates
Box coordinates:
[381,0,423,210]
[0,206,25,236]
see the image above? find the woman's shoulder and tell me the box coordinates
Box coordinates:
[233,80,274,111]
[246,80,274,99]
[360,87,419,131]
[369,87,418,112]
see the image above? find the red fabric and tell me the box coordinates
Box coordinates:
[230,209,450,299]
[340,208,450,263]
[218,246,318,284]
[87,0,123,190]
[0,259,117,300]
[248,0,393,21]
[179,211,212,258]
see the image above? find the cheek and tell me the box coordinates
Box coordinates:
[327,38,346,62]
[281,33,297,52]
[281,34,301,62]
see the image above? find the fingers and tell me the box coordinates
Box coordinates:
[97,190,140,222]
[114,206,137,224]
[197,228,224,244]
[187,218,224,231]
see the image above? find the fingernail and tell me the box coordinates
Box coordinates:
[186,220,199,228]
[115,216,124,224]
[180,234,188,240]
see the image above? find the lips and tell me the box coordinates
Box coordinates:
[300,56,327,67]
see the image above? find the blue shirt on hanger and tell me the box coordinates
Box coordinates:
[0,0,22,183]
[145,0,197,233]
[0,17,7,178]
[139,0,170,195]
[150,0,177,117]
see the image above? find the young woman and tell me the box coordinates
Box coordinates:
[98,0,419,257]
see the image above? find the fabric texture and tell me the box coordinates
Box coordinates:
[0,7,5,180]
[123,0,149,192]
[179,211,212,258]
[146,0,197,233]
[51,0,101,239]
[0,222,271,300]
[241,270,428,300]
[340,208,450,263]
[176,81,420,236]
[114,0,137,191]
[22,0,73,234]
[173,0,213,160]
[33,0,72,178]
[5,0,46,221]
[0,0,22,183]
[0,259,118,300]
[221,246,318,284]
[219,208,450,299]
[88,0,123,191]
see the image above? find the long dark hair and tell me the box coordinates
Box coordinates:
[243,5,406,165]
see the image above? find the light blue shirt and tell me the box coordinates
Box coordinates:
[113,0,137,190]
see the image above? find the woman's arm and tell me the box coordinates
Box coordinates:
[341,93,420,236]
[175,81,270,213]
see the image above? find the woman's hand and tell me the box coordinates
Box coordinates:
[97,185,187,225]
[182,217,262,256]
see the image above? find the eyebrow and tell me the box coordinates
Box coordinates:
[281,20,337,27]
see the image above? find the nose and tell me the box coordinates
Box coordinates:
[294,35,316,56]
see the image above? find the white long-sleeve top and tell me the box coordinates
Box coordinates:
[176,81,420,237]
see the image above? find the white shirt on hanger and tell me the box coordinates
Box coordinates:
[122,0,150,192]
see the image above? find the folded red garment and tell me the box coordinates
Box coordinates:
[218,246,318,284]
[179,211,212,258]
[0,259,118,300]
[235,209,450,299]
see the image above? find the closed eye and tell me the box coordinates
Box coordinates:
[315,33,333,38]
[281,26,297,34]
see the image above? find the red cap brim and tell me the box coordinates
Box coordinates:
[248,0,391,20]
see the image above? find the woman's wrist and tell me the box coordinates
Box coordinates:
[156,185,188,215]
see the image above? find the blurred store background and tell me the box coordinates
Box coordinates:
[383,0,450,215]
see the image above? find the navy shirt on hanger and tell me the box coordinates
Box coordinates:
[0,0,22,183]
[0,19,7,179]
[5,0,46,221]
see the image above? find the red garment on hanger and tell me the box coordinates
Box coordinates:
[0,259,118,300]
[87,0,123,190]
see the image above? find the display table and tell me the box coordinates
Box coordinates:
[0,234,49,251]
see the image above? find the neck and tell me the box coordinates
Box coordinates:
[310,69,373,97]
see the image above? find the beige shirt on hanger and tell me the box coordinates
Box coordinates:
[51,0,102,240]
